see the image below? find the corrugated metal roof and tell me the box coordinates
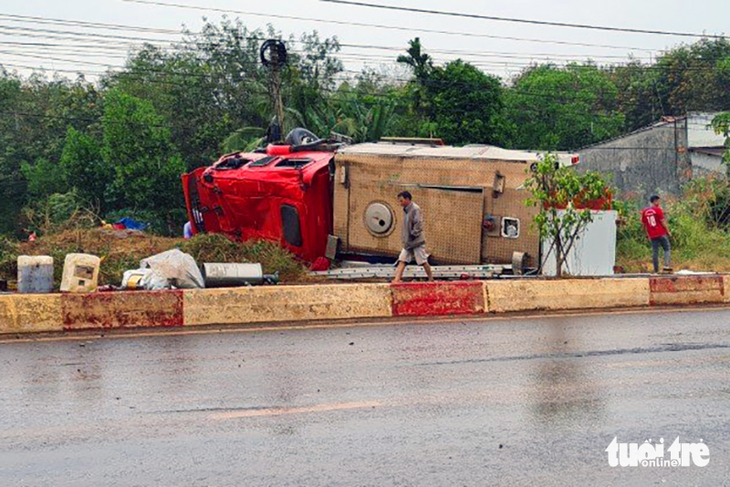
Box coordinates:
[338,143,544,163]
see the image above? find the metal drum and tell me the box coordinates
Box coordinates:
[202,263,265,288]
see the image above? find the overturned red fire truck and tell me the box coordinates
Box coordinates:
[183,129,584,268]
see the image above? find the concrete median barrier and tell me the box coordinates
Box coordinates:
[183,283,393,327]
[391,282,486,317]
[62,291,184,331]
[5,275,730,336]
[649,276,724,306]
[485,278,651,313]
[0,294,62,334]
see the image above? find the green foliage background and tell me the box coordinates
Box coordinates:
[1,20,729,238]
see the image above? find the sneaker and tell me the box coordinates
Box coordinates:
[663,267,673,273]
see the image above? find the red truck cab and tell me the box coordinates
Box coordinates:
[182,147,335,263]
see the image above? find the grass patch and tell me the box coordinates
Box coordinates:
[616,179,730,273]
[178,234,307,282]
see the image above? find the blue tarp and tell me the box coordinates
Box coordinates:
[116,218,149,231]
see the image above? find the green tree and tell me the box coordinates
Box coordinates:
[397,38,433,82]
[21,158,67,198]
[653,38,730,115]
[0,73,27,234]
[504,64,624,151]
[101,89,186,221]
[60,127,110,209]
[424,59,504,146]
[525,153,611,277]
[607,59,664,132]
[107,21,343,164]
[0,72,102,234]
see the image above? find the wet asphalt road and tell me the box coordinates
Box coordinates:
[1,309,729,487]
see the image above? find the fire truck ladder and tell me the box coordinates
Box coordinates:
[310,264,510,281]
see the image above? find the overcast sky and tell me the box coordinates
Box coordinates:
[1,0,728,82]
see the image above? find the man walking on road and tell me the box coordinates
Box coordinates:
[393,191,434,283]
[642,195,672,273]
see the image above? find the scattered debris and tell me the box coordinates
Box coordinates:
[120,268,169,291]
[121,269,151,290]
[139,249,205,290]
[202,263,278,288]
[310,257,331,272]
[113,217,149,232]
[60,253,101,293]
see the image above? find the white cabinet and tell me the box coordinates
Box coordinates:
[541,210,617,277]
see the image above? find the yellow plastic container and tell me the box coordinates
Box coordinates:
[60,253,101,293]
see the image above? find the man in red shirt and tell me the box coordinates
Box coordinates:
[641,195,672,273]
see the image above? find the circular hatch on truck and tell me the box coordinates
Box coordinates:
[364,202,395,236]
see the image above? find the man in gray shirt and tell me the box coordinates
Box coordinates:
[393,191,435,283]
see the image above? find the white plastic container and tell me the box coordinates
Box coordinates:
[121,269,149,290]
[60,253,101,293]
[17,256,54,294]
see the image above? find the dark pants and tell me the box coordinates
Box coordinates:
[651,235,671,273]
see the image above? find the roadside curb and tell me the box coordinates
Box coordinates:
[1,275,729,335]
[649,275,725,306]
[485,278,650,313]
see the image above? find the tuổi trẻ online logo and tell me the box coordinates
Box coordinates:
[606,437,709,468]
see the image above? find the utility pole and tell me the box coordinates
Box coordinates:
[260,39,288,142]
[271,45,285,138]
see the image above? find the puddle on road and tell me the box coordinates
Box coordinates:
[528,321,606,427]
[211,401,381,419]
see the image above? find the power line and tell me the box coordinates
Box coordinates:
[3,31,726,97]
[336,42,653,61]
[0,26,722,109]
[0,28,171,47]
[1,46,705,91]
[0,13,655,61]
[0,62,199,87]
[0,23,180,44]
[0,45,658,71]
[0,12,186,35]
[321,0,728,39]
[0,35,650,72]
[0,28,657,65]
[0,22,696,77]
[0,40,150,52]
[13,12,722,72]
[120,0,659,53]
